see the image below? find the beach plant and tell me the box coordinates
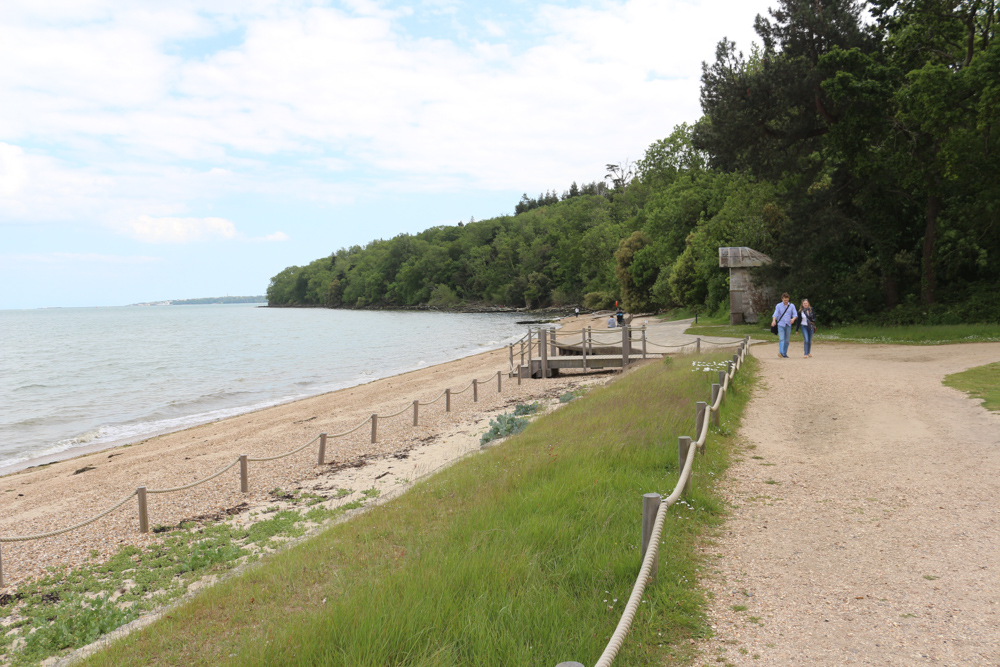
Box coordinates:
[72,351,757,667]
[479,412,529,445]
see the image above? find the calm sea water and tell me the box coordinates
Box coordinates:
[0,305,527,471]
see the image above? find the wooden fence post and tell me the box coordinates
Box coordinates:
[446,388,451,412]
[695,402,707,450]
[240,455,249,493]
[621,325,629,368]
[527,331,533,376]
[550,330,557,358]
[711,385,720,427]
[318,433,327,465]
[413,400,419,426]
[696,337,701,354]
[497,370,502,393]
[371,414,378,443]
[137,486,148,533]
[642,328,647,359]
[540,330,549,379]
[642,493,661,580]
[517,365,523,385]
[678,437,693,495]
[509,344,513,369]
[581,329,588,370]
[473,379,478,402]
[718,370,726,390]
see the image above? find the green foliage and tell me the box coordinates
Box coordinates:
[480,412,530,445]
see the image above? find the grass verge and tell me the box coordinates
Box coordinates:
[0,489,372,666]
[70,351,757,667]
[943,362,1000,411]
[686,322,1000,345]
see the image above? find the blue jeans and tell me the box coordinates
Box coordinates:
[778,325,791,356]
[802,325,813,355]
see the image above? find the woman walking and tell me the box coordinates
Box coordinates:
[795,298,816,357]
[771,293,797,358]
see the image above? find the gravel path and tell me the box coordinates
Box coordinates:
[698,341,1000,665]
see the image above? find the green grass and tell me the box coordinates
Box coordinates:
[686,322,1000,345]
[76,352,757,667]
[944,361,1000,411]
[0,491,373,666]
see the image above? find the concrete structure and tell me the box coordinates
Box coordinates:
[719,247,771,325]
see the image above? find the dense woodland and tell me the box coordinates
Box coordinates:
[267,0,1000,324]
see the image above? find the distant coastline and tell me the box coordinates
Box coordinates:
[129,295,266,306]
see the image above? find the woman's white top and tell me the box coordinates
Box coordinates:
[800,310,810,327]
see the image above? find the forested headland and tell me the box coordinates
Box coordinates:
[267,0,1000,325]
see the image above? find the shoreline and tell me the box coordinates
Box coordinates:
[0,321,616,588]
[0,332,532,479]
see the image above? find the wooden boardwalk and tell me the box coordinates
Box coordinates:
[509,326,661,379]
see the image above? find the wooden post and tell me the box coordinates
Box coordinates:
[621,325,629,368]
[527,330,533,373]
[473,379,478,402]
[497,370,502,392]
[642,328,647,358]
[581,328,588,370]
[445,388,451,412]
[520,339,525,366]
[550,329,557,358]
[509,344,513,369]
[517,365,523,385]
[240,455,249,493]
[696,337,701,354]
[678,437,693,495]
[587,326,592,355]
[733,353,739,367]
[718,370,726,389]
[642,493,661,580]
[413,400,419,426]
[727,361,733,378]
[540,330,549,379]
[137,486,149,533]
[371,414,378,443]
[711,385,721,427]
[318,432,327,465]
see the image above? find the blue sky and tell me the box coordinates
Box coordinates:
[0,0,774,308]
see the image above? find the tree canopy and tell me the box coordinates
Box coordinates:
[269,0,1000,325]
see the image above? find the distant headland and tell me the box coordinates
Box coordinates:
[129,296,266,306]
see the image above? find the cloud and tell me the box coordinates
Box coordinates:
[256,231,288,242]
[0,143,29,196]
[118,215,237,243]
[0,0,773,225]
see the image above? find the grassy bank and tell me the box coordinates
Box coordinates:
[944,362,1000,411]
[72,352,756,667]
[686,322,1000,345]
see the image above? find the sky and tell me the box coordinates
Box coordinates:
[0,0,775,309]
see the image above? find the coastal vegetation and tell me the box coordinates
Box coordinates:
[71,352,756,667]
[267,1,1000,326]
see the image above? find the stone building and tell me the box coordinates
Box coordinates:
[718,247,771,324]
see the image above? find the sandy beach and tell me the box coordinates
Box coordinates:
[0,316,630,590]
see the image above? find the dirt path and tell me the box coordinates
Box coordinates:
[699,341,1000,666]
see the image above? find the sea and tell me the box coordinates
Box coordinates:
[0,305,530,473]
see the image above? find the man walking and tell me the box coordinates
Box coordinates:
[771,293,797,358]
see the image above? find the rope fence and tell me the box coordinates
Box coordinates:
[0,367,510,587]
[557,335,752,667]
